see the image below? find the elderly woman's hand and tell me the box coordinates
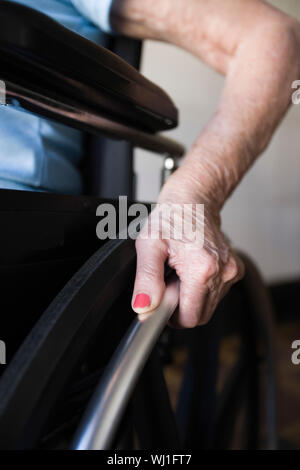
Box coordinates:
[131,162,244,328]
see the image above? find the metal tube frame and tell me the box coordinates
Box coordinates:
[73,277,179,450]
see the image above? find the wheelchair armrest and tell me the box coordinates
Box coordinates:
[0,2,184,157]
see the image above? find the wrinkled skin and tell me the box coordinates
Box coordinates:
[133,165,244,327]
[110,0,300,327]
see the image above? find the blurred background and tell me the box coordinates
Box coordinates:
[134,0,300,449]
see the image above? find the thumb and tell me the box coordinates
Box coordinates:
[132,238,168,316]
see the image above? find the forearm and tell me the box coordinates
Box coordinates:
[111,0,300,209]
[177,17,300,210]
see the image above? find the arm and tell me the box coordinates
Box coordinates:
[111,0,300,326]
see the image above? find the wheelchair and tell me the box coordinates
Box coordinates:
[0,1,278,450]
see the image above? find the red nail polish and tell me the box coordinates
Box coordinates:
[133,293,151,309]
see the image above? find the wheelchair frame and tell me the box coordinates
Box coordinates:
[0,1,278,450]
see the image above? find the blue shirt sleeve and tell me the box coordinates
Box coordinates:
[71,0,116,34]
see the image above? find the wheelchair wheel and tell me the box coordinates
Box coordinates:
[0,236,277,450]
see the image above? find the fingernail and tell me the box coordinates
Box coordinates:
[133,293,151,309]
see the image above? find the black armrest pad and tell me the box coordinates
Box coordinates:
[0,1,178,132]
